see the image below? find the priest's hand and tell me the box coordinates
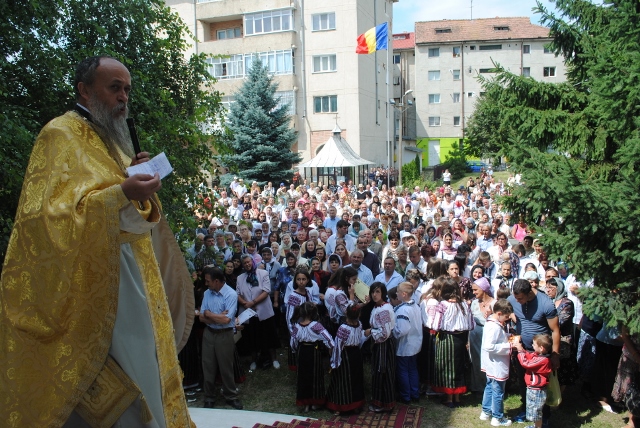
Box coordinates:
[130,151,151,166]
[122,173,161,202]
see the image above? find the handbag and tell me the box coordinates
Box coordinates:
[545,370,562,407]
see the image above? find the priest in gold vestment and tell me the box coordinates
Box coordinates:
[0,56,196,427]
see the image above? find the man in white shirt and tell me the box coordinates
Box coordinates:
[325,219,356,254]
[374,256,404,290]
[405,246,427,276]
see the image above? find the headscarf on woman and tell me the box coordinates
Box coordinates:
[551,277,567,302]
[473,277,493,298]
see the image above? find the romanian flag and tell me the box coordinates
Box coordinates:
[355,22,388,54]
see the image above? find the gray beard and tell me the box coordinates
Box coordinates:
[88,95,135,159]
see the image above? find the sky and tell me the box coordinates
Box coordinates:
[392,0,559,34]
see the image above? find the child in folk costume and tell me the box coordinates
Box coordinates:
[363,283,397,413]
[286,268,314,371]
[326,305,367,415]
[324,267,358,336]
[393,282,424,404]
[290,302,335,412]
[428,278,475,408]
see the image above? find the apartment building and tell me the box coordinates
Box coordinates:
[166,0,400,169]
[411,17,567,166]
[391,31,417,168]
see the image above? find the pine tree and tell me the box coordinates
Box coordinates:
[466,0,640,334]
[220,59,301,185]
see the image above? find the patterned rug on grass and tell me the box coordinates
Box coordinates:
[327,404,424,428]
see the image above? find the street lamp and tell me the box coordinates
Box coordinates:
[392,89,414,188]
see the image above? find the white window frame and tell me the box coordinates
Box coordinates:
[217,28,242,40]
[452,69,461,80]
[312,12,336,31]
[428,94,441,104]
[314,95,338,113]
[523,44,531,54]
[428,116,441,127]
[428,70,440,81]
[244,50,294,76]
[453,116,461,126]
[523,67,531,77]
[276,91,296,116]
[452,92,461,103]
[206,54,244,79]
[452,46,461,57]
[543,66,556,77]
[393,54,401,64]
[428,48,440,57]
[244,9,293,36]
[312,54,337,73]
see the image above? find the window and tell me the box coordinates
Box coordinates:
[479,44,502,51]
[452,93,460,103]
[244,9,293,36]
[453,116,461,126]
[206,54,244,79]
[393,54,401,64]
[544,46,552,54]
[393,76,400,85]
[543,66,556,77]
[245,50,294,75]
[435,28,452,34]
[428,94,441,104]
[467,92,474,97]
[276,91,296,116]
[314,95,337,113]
[428,70,440,80]
[452,69,461,80]
[207,50,294,79]
[469,46,476,51]
[523,44,531,54]
[523,67,531,77]
[313,54,337,73]
[479,68,493,73]
[428,48,440,57]
[312,12,336,31]
[452,46,461,57]
[217,28,242,40]
[493,26,509,31]
[428,117,441,127]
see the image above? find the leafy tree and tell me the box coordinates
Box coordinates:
[465,0,640,333]
[0,0,223,264]
[220,59,300,184]
[401,154,421,187]
[442,140,470,180]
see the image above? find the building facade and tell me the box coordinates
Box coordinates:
[410,17,567,166]
[166,0,400,172]
[391,32,418,169]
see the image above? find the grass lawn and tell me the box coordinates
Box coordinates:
[189,348,626,428]
[449,171,511,192]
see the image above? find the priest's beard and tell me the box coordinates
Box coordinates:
[88,94,135,159]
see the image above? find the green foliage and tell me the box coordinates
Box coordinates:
[401,154,421,186]
[0,0,223,264]
[465,0,640,333]
[442,140,470,180]
[219,59,301,185]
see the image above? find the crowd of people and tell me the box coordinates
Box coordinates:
[183,172,639,428]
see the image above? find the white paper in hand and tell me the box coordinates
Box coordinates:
[237,308,257,325]
[126,152,173,180]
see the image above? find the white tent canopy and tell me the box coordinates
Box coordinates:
[298,125,374,168]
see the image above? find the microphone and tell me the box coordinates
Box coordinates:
[126,118,142,155]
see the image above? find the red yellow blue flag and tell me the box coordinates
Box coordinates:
[355,22,389,54]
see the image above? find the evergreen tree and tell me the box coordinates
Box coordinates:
[0,0,224,264]
[466,0,640,333]
[220,59,301,184]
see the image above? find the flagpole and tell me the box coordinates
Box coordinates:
[387,16,392,189]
